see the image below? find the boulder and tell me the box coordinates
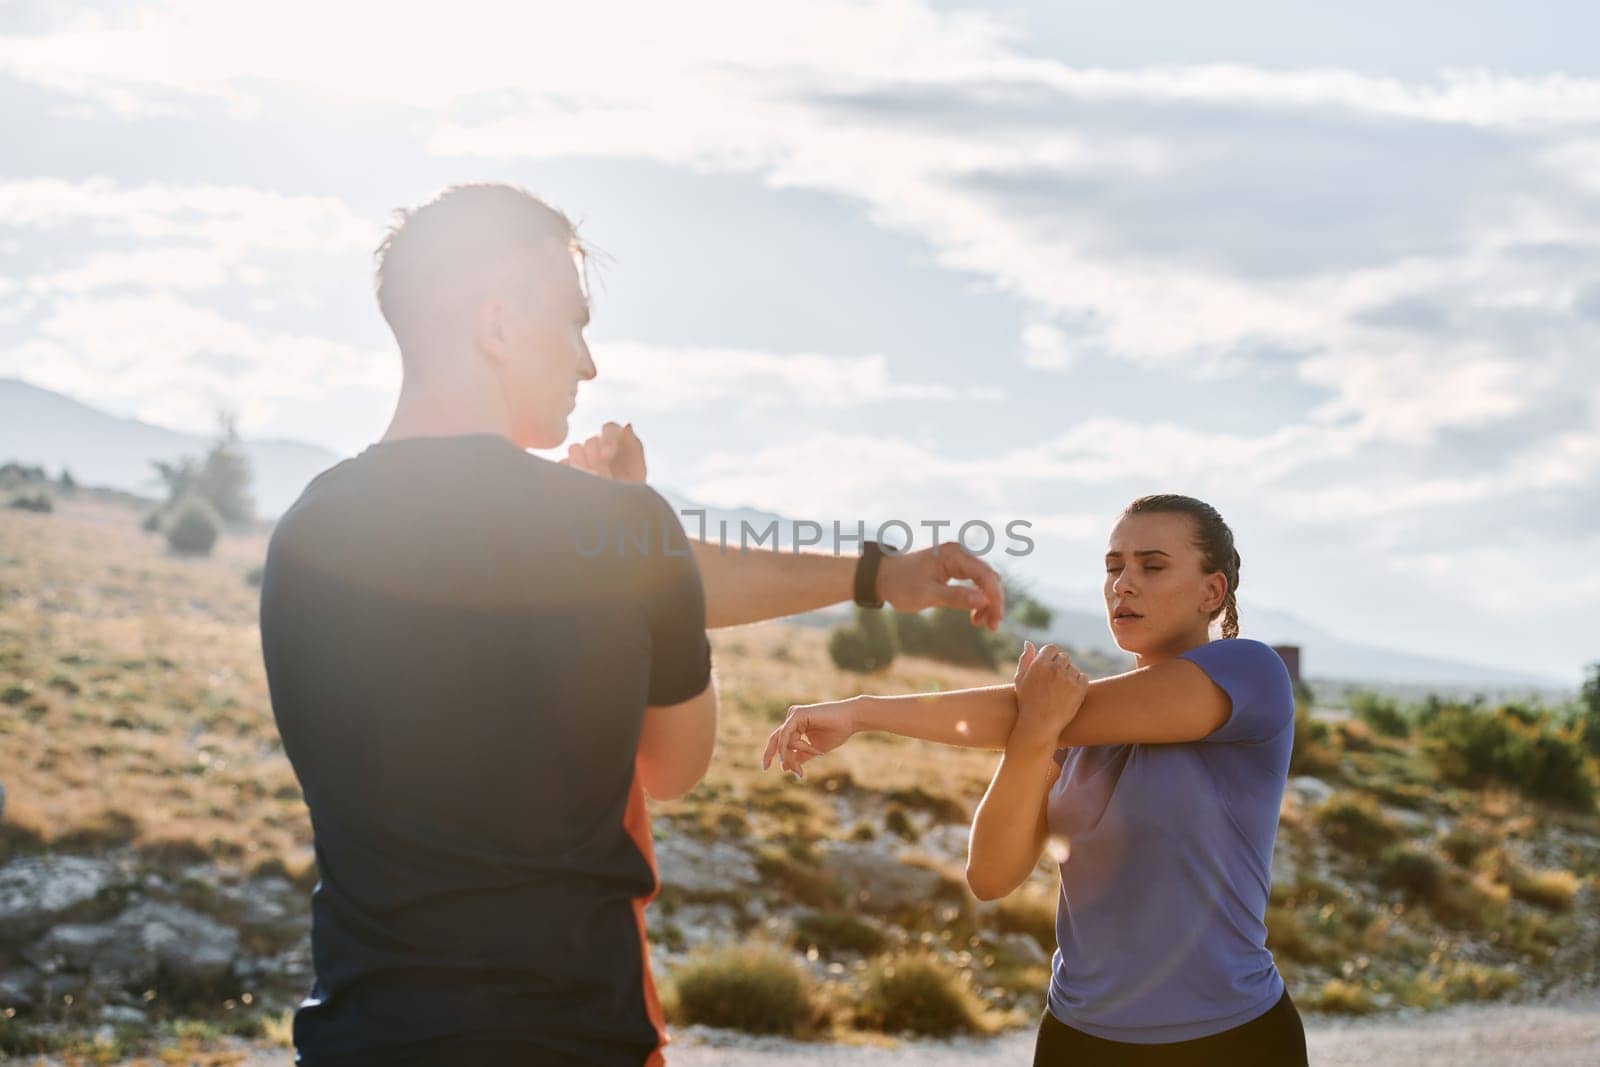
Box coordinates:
[0,855,116,942]
[817,841,946,913]
[654,835,760,897]
[1287,776,1334,807]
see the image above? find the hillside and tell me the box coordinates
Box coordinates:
[0,378,341,520]
[2,376,1573,694]
[0,483,1597,1063]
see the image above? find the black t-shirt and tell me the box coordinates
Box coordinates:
[258,433,712,1066]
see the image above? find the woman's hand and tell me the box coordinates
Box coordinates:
[1010,641,1089,756]
[761,697,862,778]
[561,421,647,482]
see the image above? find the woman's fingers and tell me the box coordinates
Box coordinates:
[762,712,826,776]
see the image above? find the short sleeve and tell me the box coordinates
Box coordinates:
[638,489,713,706]
[1176,638,1294,745]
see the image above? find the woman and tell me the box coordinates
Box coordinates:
[762,494,1309,1065]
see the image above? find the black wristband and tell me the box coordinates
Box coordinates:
[854,541,885,609]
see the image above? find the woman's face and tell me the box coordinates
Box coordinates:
[1103,510,1226,654]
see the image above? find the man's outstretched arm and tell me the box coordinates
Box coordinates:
[563,422,1007,630]
[689,538,1002,630]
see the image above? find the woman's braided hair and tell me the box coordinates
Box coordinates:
[1123,494,1241,639]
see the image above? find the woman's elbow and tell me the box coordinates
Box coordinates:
[965,863,1016,902]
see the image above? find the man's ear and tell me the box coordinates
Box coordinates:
[475,297,509,364]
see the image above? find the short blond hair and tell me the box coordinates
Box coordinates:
[373,182,586,360]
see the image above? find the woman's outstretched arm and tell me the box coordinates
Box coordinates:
[760,684,1018,776]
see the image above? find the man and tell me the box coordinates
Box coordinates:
[259,182,1005,1066]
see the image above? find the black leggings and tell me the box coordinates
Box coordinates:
[1033,987,1308,1066]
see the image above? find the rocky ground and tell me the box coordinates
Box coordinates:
[3,492,1599,1063]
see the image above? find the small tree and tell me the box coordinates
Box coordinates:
[195,412,254,522]
[57,467,77,493]
[166,497,219,556]
[1579,662,1600,759]
[148,410,255,531]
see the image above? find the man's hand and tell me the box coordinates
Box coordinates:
[1011,641,1088,755]
[561,421,647,482]
[878,541,1006,631]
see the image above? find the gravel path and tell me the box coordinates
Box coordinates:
[663,994,1600,1066]
[28,994,1600,1065]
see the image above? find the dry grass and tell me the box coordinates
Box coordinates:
[1,493,1011,881]
[1,495,309,875]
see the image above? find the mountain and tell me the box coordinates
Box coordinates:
[1027,581,1565,694]
[0,378,343,519]
[1,378,1572,693]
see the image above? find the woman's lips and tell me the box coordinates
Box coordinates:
[1112,614,1142,625]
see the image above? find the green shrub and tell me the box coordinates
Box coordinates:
[1497,854,1580,911]
[828,607,897,672]
[884,804,919,842]
[1426,870,1508,930]
[791,910,888,956]
[1264,903,1323,964]
[1334,718,1376,751]
[166,497,219,556]
[1439,824,1493,867]
[884,784,969,824]
[245,565,264,587]
[1424,703,1597,810]
[1519,728,1597,809]
[1441,962,1518,1002]
[1377,844,1443,900]
[990,892,1057,953]
[668,943,814,1034]
[1290,705,1338,776]
[755,848,846,908]
[140,509,163,532]
[1351,692,1410,738]
[1312,978,1378,1014]
[6,492,51,513]
[856,953,989,1036]
[893,608,1003,669]
[1578,663,1600,758]
[1314,793,1401,857]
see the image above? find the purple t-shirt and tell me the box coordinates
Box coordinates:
[1045,637,1294,1043]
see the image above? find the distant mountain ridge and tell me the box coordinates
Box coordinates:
[1,377,1571,692]
[1,378,343,519]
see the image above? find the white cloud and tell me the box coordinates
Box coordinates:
[1020,322,1073,370]
[0,177,377,252]
[581,341,973,411]
[4,292,396,434]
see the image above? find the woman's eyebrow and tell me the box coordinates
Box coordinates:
[1105,548,1172,559]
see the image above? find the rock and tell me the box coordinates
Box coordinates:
[112,901,239,985]
[998,932,1050,966]
[97,1003,148,1026]
[0,854,116,942]
[918,823,971,863]
[817,841,945,913]
[1271,844,1298,888]
[0,966,39,1010]
[1288,776,1334,806]
[654,835,761,897]
[231,876,307,947]
[24,923,118,972]
[1382,806,1429,830]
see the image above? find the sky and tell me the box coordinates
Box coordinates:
[2,0,1598,684]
